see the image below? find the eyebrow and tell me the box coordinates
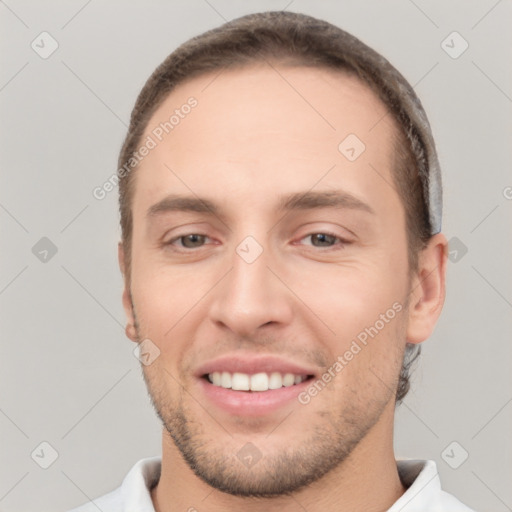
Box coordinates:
[147,195,218,217]
[146,190,375,218]
[279,190,375,214]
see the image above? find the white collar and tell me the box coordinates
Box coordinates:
[115,456,474,511]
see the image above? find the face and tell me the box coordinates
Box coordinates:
[122,64,415,496]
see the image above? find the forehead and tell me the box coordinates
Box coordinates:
[134,64,399,214]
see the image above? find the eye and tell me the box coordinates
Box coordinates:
[300,232,346,249]
[167,234,209,249]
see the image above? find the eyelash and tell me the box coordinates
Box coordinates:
[165,232,349,251]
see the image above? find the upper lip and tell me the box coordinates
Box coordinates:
[194,354,318,378]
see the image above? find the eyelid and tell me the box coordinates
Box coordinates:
[294,221,355,239]
[290,219,358,240]
[161,222,215,243]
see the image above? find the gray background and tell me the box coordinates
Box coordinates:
[1,1,511,511]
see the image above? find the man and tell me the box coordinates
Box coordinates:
[70,10,475,512]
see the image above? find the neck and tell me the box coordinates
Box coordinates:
[151,404,406,512]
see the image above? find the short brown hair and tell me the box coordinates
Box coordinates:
[118,11,441,403]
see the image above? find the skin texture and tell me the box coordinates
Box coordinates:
[119,63,447,512]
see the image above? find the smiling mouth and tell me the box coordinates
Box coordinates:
[203,371,315,392]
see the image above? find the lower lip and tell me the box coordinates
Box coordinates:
[197,377,313,416]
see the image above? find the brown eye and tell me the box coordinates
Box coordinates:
[309,233,338,247]
[178,234,207,248]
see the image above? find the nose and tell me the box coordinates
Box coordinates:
[208,242,293,338]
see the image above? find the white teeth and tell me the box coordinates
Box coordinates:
[207,371,307,391]
[232,372,250,391]
[212,371,222,386]
[250,372,269,391]
[268,372,283,389]
[221,371,232,388]
[282,373,295,387]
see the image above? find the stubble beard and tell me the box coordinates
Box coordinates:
[136,335,396,497]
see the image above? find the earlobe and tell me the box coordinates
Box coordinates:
[118,242,138,343]
[406,233,448,344]
[125,322,138,343]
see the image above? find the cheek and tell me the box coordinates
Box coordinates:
[130,260,216,345]
[287,256,408,343]
[285,254,409,399]
[317,303,406,410]
[130,272,199,381]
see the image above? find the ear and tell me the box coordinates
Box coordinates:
[406,233,448,344]
[118,242,138,343]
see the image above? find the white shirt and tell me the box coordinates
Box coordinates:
[67,456,475,512]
